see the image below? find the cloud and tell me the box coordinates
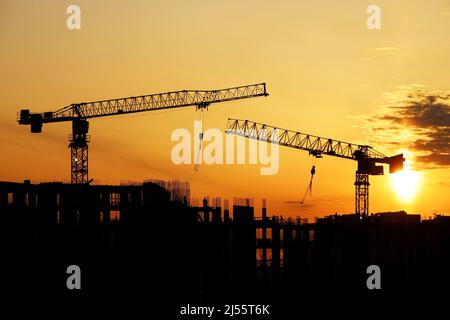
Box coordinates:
[436,181,450,188]
[0,120,67,154]
[285,200,313,206]
[359,87,450,169]
[360,47,398,62]
[284,201,315,212]
[364,47,399,53]
[284,196,346,208]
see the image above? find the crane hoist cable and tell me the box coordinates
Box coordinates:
[194,109,206,172]
[300,165,316,205]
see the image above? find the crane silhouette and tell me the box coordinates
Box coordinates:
[18,83,268,184]
[225,118,404,216]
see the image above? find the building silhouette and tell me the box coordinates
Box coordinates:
[1,179,450,307]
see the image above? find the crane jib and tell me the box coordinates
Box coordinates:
[224,118,403,167]
[18,83,267,126]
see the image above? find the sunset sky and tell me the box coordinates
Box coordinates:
[1,0,449,220]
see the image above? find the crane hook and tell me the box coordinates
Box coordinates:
[194,108,206,172]
[300,165,316,204]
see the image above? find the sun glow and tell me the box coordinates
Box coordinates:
[390,159,421,203]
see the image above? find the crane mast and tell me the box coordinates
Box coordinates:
[225,118,404,216]
[18,83,268,184]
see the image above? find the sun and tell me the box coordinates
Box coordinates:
[389,161,421,203]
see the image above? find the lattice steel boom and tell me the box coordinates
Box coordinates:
[18,83,268,184]
[225,118,404,216]
[20,83,267,125]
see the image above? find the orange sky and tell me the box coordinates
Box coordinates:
[1,0,449,220]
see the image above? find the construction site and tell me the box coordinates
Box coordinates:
[2,178,450,303]
[1,82,448,307]
[2,1,450,317]
[15,82,405,216]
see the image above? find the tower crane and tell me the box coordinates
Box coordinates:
[225,118,404,216]
[18,83,268,184]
